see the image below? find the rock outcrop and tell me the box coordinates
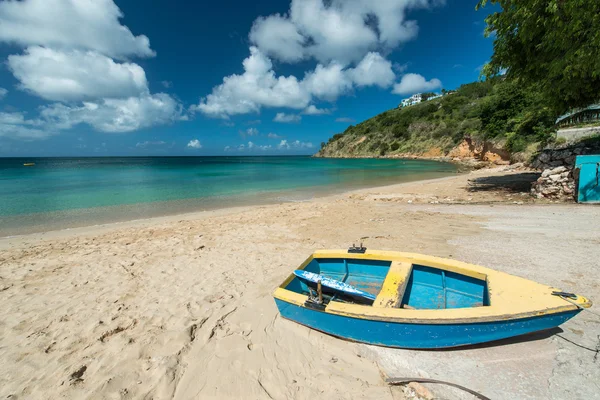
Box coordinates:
[530,139,600,200]
[447,138,510,165]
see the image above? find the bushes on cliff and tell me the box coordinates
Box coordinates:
[320,77,557,157]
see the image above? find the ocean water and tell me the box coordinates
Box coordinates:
[0,156,459,236]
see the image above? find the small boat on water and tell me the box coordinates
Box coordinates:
[273,248,591,349]
[23,163,35,166]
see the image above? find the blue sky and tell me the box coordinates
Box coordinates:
[0,0,496,157]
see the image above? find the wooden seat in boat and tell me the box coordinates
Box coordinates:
[373,261,412,308]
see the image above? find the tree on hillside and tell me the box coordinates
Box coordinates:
[421,92,436,101]
[477,0,600,113]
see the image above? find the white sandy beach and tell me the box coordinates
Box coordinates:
[1,167,599,400]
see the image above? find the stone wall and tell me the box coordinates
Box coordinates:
[530,139,600,200]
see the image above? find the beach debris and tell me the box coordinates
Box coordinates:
[69,365,87,384]
[386,377,489,400]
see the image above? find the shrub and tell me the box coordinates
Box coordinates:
[379,143,390,155]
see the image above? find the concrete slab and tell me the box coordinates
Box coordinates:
[362,205,600,400]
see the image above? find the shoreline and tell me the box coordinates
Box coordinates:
[0,171,468,248]
[0,169,465,244]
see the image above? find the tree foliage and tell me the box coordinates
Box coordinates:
[477,0,600,113]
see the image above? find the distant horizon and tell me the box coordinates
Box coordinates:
[0,154,317,159]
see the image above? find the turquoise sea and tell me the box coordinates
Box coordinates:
[0,156,459,236]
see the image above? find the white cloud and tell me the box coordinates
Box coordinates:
[336,117,355,123]
[226,139,311,152]
[227,141,272,151]
[0,1,188,142]
[0,111,50,139]
[249,14,304,63]
[195,47,397,118]
[303,63,353,101]
[392,73,442,95]
[239,127,259,138]
[39,93,183,133]
[161,81,173,88]
[192,47,311,118]
[277,139,314,150]
[8,46,148,102]
[187,139,202,149]
[0,0,154,59]
[274,112,301,123]
[267,132,283,139]
[136,140,166,148]
[348,52,395,88]
[0,88,7,99]
[302,105,331,115]
[250,0,441,65]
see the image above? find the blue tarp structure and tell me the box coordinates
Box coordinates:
[575,155,600,203]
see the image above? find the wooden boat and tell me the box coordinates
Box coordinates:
[273,248,591,349]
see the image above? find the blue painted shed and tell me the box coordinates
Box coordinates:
[575,155,600,203]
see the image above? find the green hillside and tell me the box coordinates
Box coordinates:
[316,77,557,160]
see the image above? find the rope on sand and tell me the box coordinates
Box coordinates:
[386,377,491,400]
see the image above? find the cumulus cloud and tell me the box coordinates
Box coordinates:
[194,48,395,118]
[278,139,314,150]
[249,14,305,63]
[225,138,312,152]
[239,127,259,138]
[39,93,183,133]
[302,105,331,115]
[392,73,442,95]
[335,117,356,123]
[0,0,184,140]
[267,132,283,139]
[226,141,272,151]
[192,47,310,118]
[187,139,202,149]
[0,111,49,139]
[0,0,154,59]
[250,0,441,65]
[0,88,7,99]
[8,47,148,102]
[0,93,183,139]
[348,52,395,88]
[302,63,353,101]
[196,0,446,119]
[274,112,301,123]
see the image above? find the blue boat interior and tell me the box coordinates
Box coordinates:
[284,258,490,309]
[402,265,489,309]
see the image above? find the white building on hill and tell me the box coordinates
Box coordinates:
[400,93,422,108]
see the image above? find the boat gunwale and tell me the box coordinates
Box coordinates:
[273,250,591,325]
